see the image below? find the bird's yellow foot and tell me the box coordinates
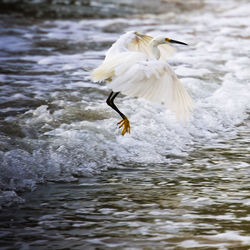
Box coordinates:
[117,117,130,136]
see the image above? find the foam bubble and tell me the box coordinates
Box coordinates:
[204,231,250,246]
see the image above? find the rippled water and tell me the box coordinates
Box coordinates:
[0,0,250,248]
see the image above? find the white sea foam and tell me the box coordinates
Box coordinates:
[178,240,230,249]
[203,231,250,246]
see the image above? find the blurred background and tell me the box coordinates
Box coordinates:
[0,0,203,18]
[0,0,250,249]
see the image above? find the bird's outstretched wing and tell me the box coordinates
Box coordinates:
[107,53,193,120]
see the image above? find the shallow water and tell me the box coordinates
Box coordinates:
[0,0,250,248]
[1,126,250,249]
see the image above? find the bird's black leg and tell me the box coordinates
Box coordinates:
[106,91,130,135]
[107,91,126,119]
[106,91,125,119]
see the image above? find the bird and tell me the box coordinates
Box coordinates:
[91,31,193,136]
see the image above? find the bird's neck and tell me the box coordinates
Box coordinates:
[150,42,161,60]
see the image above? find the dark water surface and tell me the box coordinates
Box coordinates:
[1,124,250,249]
[0,0,250,249]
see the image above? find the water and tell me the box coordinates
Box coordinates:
[0,0,250,248]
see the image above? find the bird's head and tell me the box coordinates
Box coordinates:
[151,35,188,46]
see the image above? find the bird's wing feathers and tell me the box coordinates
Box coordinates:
[127,32,154,57]
[127,32,176,59]
[105,31,175,61]
[109,56,193,120]
[104,31,153,61]
[91,52,146,82]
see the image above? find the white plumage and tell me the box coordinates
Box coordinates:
[92,31,193,135]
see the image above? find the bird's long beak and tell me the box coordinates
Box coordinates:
[165,38,188,45]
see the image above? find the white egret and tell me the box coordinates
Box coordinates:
[92,31,193,135]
